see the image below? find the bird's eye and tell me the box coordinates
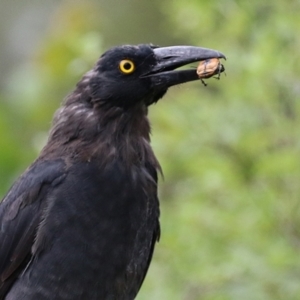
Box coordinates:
[119,60,135,74]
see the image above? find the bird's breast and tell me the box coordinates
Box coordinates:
[9,160,159,299]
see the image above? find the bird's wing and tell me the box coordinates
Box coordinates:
[0,159,66,297]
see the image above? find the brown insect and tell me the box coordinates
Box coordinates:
[196,58,225,86]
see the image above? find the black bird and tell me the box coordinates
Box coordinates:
[0,44,225,300]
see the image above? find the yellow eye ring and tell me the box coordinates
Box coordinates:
[119,60,135,74]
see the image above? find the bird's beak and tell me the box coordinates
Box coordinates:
[146,46,226,88]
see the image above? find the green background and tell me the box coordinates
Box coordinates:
[0,1,300,299]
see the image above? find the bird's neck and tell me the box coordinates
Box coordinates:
[40,99,159,170]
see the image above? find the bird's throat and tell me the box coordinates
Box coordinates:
[40,102,158,171]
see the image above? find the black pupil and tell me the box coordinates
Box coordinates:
[124,62,132,70]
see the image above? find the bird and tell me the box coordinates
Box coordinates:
[0,44,225,300]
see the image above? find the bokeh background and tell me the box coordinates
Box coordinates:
[1,1,300,299]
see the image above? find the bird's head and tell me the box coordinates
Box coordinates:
[46,44,225,158]
[87,44,225,109]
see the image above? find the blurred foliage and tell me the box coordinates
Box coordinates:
[1,1,300,299]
